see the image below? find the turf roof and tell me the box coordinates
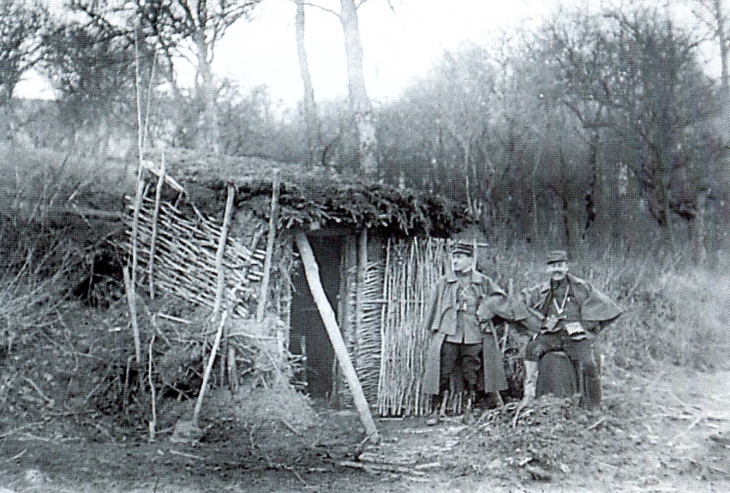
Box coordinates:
[153,150,466,237]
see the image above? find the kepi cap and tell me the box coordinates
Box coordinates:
[546,250,568,264]
[451,241,474,256]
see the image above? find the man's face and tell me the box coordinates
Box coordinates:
[452,252,473,273]
[547,261,569,281]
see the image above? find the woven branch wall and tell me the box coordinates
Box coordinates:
[378,238,449,416]
[123,195,267,318]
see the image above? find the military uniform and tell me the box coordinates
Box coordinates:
[521,251,622,411]
[422,243,523,423]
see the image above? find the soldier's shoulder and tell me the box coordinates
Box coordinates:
[567,274,592,289]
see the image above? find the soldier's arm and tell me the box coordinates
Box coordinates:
[514,288,544,335]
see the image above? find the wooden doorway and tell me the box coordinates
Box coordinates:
[290,234,343,400]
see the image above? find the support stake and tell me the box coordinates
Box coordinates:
[295,232,378,442]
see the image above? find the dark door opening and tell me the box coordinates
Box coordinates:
[290,234,342,400]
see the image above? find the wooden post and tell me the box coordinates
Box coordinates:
[148,152,166,300]
[123,266,142,366]
[295,231,379,441]
[212,185,236,319]
[213,185,235,387]
[257,169,281,322]
[355,229,368,367]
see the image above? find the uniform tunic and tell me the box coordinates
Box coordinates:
[521,273,623,409]
[422,270,521,396]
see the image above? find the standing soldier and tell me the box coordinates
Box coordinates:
[422,241,521,425]
[521,250,623,411]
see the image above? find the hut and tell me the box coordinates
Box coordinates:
[123,151,467,417]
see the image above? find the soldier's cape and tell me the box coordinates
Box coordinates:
[520,273,623,332]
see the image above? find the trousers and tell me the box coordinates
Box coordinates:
[526,331,601,410]
[440,342,481,393]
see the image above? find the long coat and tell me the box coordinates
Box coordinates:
[422,270,521,395]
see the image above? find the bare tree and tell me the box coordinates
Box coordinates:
[0,0,48,105]
[71,0,262,156]
[294,0,321,167]
[691,0,729,94]
[339,0,377,176]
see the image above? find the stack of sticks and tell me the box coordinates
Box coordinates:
[378,238,449,416]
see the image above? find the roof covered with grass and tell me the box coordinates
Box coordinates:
[152,150,467,238]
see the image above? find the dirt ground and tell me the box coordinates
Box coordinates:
[0,363,727,493]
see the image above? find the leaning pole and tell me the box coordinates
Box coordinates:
[294,231,379,441]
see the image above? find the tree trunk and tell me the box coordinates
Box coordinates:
[295,0,321,167]
[295,232,378,441]
[195,31,220,156]
[714,0,729,94]
[692,189,709,265]
[340,0,378,177]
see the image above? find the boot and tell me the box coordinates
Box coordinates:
[522,360,538,402]
[439,390,450,418]
[426,394,440,426]
[427,391,449,426]
[580,365,602,412]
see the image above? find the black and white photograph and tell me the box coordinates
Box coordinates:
[0,0,728,491]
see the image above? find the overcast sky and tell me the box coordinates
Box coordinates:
[15,0,713,108]
[204,0,546,107]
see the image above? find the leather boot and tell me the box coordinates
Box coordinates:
[426,394,440,426]
[427,391,449,426]
[580,365,602,412]
[439,390,450,418]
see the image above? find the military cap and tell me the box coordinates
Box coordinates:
[546,250,568,264]
[451,241,474,256]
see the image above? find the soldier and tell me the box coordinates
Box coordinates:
[520,250,623,411]
[422,241,521,425]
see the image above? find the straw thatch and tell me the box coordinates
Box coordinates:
[147,150,466,237]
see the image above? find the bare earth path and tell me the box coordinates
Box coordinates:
[0,366,727,493]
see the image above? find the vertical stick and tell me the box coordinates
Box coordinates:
[148,333,157,442]
[148,153,166,299]
[211,185,236,320]
[192,310,229,426]
[257,169,281,322]
[123,266,141,366]
[129,19,145,368]
[228,345,238,392]
[295,232,378,441]
[354,229,368,369]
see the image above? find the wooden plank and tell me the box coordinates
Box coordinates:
[295,231,378,441]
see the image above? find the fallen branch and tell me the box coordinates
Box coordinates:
[339,460,426,476]
[22,377,54,406]
[191,309,229,426]
[281,465,308,485]
[587,417,606,431]
[280,418,305,437]
[169,449,205,461]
